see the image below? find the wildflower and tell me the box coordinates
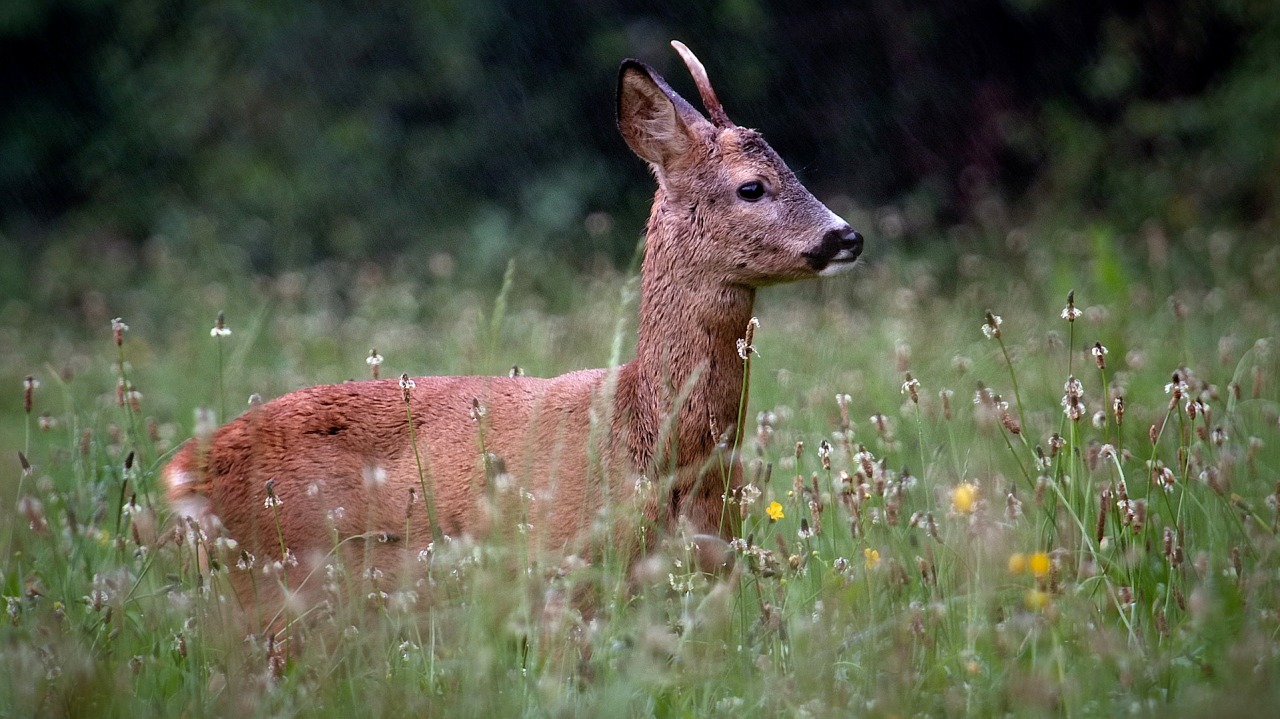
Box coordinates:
[766,501,785,522]
[817,440,832,471]
[366,349,383,379]
[869,413,889,436]
[1113,396,1125,425]
[833,394,852,432]
[1062,375,1086,422]
[469,398,486,422]
[901,373,921,404]
[797,518,816,540]
[210,311,232,337]
[939,389,954,420]
[111,318,129,346]
[981,311,1002,340]
[1005,491,1023,520]
[864,547,881,570]
[1091,342,1108,370]
[1008,553,1027,574]
[1061,291,1082,322]
[263,480,283,510]
[23,376,38,414]
[1024,588,1050,611]
[1028,552,1051,578]
[399,373,415,403]
[997,399,1021,434]
[1164,372,1189,400]
[951,482,978,514]
[737,316,760,360]
[1211,426,1228,447]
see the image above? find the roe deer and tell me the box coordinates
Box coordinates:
[164,41,863,620]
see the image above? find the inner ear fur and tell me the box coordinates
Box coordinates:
[617,60,711,170]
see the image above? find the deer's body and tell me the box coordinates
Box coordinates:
[164,42,862,617]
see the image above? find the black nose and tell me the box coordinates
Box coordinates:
[841,228,864,259]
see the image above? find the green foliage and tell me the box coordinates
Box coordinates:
[5,1,1279,275]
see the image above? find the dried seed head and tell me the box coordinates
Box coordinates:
[997,399,1021,435]
[1005,491,1023,520]
[111,318,129,347]
[1129,499,1146,533]
[797,518,815,540]
[23,376,38,414]
[869,413,889,436]
[737,316,760,360]
[366,349,383,379]
[1061,291,1082,322]
[817,440,832,471]
[210,311,231,338]
[1210,426,1227,447]
[901,372,920,404]
[981,311,1003,340]
[1092,342,1108,370]
[263,480,283,510]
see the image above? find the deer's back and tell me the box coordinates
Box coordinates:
[165,370,619,563]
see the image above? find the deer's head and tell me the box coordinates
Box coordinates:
[618,41,863,287]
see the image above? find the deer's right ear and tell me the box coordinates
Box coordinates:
[617,60,708,169]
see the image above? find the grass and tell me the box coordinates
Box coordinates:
[2,227,1279,717]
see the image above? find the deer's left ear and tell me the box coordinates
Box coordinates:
[617,60,710,170]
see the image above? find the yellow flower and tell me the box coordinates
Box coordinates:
[1008,552,1027,574]
[1029,552,1051,578]
[864,547,881,570]
[951,482,978,514]
[1024,588,1050,611]
[766,501,785,521]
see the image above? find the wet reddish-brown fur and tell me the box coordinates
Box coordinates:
[164,42,861,618]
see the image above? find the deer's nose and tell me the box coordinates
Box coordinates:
[840,229,864,260]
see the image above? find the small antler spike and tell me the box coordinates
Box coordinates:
[670,40,732,128]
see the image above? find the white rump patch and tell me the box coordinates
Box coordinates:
[167,469,197,488]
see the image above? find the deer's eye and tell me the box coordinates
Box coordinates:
[736,181,766,202]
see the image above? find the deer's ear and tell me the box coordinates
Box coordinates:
[617,60,709,169]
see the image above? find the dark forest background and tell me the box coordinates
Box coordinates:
[2,0,1277,291]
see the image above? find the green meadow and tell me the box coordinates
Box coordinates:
[2,222,1278,717]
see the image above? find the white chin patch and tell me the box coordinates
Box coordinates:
[818,258,860,277]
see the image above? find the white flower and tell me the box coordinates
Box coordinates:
[981,313,1002,339]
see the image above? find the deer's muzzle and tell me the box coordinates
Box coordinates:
[805,227,864,274]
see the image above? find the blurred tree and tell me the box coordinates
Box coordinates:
[0,0,1274,276]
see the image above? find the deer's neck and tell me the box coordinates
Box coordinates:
[618,193,756,472]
